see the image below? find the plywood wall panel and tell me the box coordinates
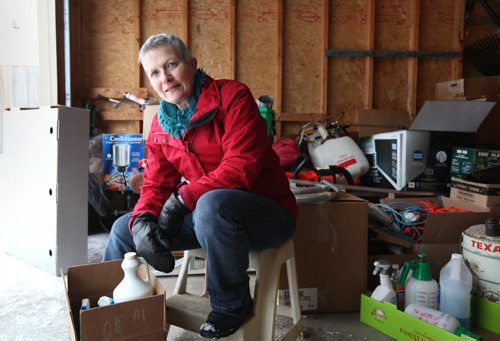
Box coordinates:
[329,0,370,49]
[374,0,411,50]
[80,0,138,89]
[235,0,278,101]
[189,0,232,79]
[75,0,466,136]
[140,0,187,97]
[141,0,187,41]
[328,58,366,125]
[420,0,458,51]
[417,59,453,106]
[327,0,370,125]
[282,0,324,114]
[373,59,408,110]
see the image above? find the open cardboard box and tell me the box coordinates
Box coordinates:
[279,192,368,313]
[63,260,167,340]
[368,196,496,290]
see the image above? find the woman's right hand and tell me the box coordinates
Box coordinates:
[131,212,175,273]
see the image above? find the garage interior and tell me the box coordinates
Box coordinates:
[1,0,500,340]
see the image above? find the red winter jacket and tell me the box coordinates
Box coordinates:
[130,75,297,227]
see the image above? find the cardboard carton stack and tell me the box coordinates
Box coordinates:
[449,146,500,213]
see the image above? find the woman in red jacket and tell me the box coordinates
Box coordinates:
[103,33,297,338]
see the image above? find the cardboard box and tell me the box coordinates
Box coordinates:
[367,196,494,290]
[279,192,368,313]
[143,104,160,140]
[435,76,500,100]
[277,288,318,312]
[64,260,167,340]
[102,134,145,192]
[450,147,500,181]
[0,107,89,275]
[450,177,500,212]
[360,294,496,340]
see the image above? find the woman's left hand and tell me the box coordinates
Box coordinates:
[158,192,190,238]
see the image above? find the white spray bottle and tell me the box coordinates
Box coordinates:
[371,259,396,304]
[400,253,439,309]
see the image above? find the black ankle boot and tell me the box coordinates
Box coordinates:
[199,300,253,339]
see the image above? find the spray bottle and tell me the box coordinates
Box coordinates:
[370,259,396,303]
[399,253,439,309]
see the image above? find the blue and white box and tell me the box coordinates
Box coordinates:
[102,134,144,192]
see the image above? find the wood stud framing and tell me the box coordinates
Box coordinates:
[75,0,465,137]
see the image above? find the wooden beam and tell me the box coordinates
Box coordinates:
[276,0,284,139]
[321,0,329,116]
[132,0,141,88]
[84,87,149,99]
[452,0,465,79]
[183,0,190,46]
[363,0,375,110]
[98,106,143,121]
[278,112,326,122]
[70,0,82,107]
[230,0,236,80]
[407,0,420,119]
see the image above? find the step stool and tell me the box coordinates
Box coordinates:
[165,238,304,340]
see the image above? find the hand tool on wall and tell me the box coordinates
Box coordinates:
[96,93,136,109]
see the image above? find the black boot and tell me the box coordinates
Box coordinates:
[199,300,253,339]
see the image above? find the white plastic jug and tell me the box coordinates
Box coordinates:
[439,253,473,329]
[113,252,153,303]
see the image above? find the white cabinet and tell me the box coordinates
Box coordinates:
[0,107,89,275]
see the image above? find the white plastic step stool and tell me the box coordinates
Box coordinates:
[165,238,303,340]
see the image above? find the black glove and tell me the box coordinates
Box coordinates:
[131,212,175,273]
[158,193,190,239]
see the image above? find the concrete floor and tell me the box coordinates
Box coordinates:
[0,233,392,340]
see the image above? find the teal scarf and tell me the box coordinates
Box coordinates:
[158,69,205,139]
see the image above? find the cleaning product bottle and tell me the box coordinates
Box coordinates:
[439,253,473,329]
[404,304,480,339]
[370,259,396,303]
[392,264,406,310]
[400,253,439,309]
[113,252,153,303]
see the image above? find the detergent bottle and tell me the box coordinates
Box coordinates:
[370,259,396,303]
[113,252,153,303]
[400,253,439,309]
[439,253,473,329]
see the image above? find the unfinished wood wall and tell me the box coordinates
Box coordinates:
[72,0,465,138]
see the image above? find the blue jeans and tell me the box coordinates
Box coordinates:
[103,189,296,313]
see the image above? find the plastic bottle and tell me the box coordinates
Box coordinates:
[370,259,396,304]
[113,252,153,303]
[439,253,473,329]
[404,304,480,339]
[405,303,459,332]
[400,253,439,309]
